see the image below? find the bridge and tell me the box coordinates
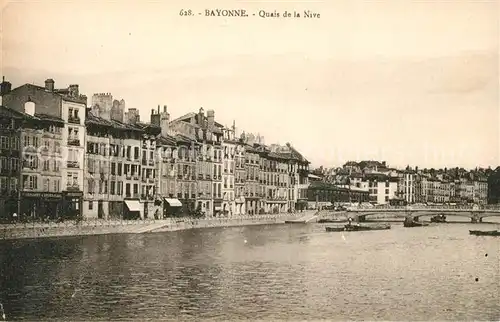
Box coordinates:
[346,205,500,223]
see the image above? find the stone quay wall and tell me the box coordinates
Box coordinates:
[0,213,307,241]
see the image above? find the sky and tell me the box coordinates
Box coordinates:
[1,0,499,170]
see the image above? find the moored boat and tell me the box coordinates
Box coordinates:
[469,230,500,236]
[430,215,446,223]
[326,223,391,232]
[403,221,429,227]
[318,218,345,223]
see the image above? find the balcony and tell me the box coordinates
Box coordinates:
[133,175,140,181]
[68,116,81,124]
[148,160,154,166]
[67,161,79,168]
[67,139,80,146]
[148,178,155,184]
[66,184,81,191]
[125,173,132,180]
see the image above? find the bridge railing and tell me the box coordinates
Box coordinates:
[347,204,491,211]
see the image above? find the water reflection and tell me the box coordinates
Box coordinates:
[0,221,499,320]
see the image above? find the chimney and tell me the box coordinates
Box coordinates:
[0,76,12,96]
[163,105,167,113]
[157,104,160,114]
[198,107,204,125]
[160,108,170,137]
[150,105,160,126]
[45,79,55,92]
[68,84,79,97]
[207,110,215,128]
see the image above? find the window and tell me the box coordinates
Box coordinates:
[11,159,19,172]
[0,136,8,149]
[89,201,93,210]
[117,163,122,176]
[0,157,7,171]
[110,181,115,195]
[53,179,60,192]
[111,162,116,175]
[67,172,79,188]
[43,178,50,191]
[23,175,37,190]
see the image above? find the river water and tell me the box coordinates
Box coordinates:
[1,219,499,321]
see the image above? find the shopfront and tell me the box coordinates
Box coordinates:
[124,199,141,220]
[163,198,182,218]
[62,191,83,220]
[20,191,63,220]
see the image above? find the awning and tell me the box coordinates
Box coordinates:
[125,200,141,212]
[164,198,182,207]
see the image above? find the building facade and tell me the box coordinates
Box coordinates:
[222,123,237,216]
[0,106,22,221]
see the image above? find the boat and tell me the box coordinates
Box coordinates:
[284,220,306,224]
[430,215,446,223]
[318,218,345,223]
[403,217,429,228]
[326,223,391,232]
[469,230,500,236]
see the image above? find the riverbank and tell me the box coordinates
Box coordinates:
[0,213,312,241]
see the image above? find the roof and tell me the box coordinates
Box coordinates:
[0,106,64,125]
[85,111,143,132]
[308,181,370,193]
[170,111,224,133]
[10,83,87,105]
[156,135,177,146]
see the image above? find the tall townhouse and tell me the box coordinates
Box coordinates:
[286,143,309,212]
[175,135,198,215]
[136,123,161,219]
[257,149,289,214]
[0,106,22,220]
[256,145,270,214]
[398,170,416,204]
[195,139,214,216]
[151,106,182,217]
[473,177,488,205]
[84,112,112,219]
[19,108,65,219]
[122,120,144,218]
[222,123,237,216]
[364,173,398,204]
[243,142,260,215]
[170,108,224,217]
[2,78,87,218]
[459,178,474,204]
[296,156,310,211]
[234,140,246,215]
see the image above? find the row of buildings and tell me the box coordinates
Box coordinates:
[0,77,311,221]
[308,161,492,206]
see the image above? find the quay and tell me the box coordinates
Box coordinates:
[0,212,316,241]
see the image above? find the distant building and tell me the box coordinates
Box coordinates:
[487,167,500,204]
[307,181,370,204]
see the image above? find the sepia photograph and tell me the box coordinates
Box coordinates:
[0,0,499,320]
